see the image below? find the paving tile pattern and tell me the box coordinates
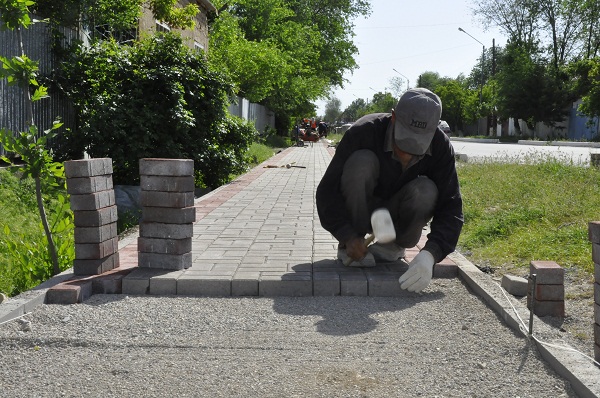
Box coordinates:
[50,141,459,301]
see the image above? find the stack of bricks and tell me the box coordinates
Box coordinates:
[527,260,565,318]
[65,158,119,275]
[138,158,195,270]
[588,222,600,363]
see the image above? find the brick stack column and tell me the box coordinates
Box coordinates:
[138,158,195,270]
[588,222,600,363]
[527,261,565,317]
[65,158,119,275]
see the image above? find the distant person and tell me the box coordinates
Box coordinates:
[316,88,463,293]
[318,121,328,137]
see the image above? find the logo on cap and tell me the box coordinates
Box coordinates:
[410,119,428,129]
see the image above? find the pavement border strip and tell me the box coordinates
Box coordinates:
[449,250,600,398]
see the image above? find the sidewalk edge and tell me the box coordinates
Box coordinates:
[449,250,600,398]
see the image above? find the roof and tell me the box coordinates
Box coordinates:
[195,0,217,13]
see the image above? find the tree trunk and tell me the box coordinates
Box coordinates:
[35,176,60,275]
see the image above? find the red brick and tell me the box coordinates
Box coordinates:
[75,237,118,259]
[433,259,458,278]
[534,283,564,301]
[73,252,120,275]
[527,299,565,317]
[46,280,92,304]
[529,261,564,285]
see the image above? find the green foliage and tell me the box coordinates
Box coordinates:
[1,0,72,278]
[245,142,274,166]
[208,0,371,130]
[55,33,255,188]
[0,170,74,297]
[457,154,600,275]
[577,57,600,119]
[33,0,198,31]
[0,0,34,30]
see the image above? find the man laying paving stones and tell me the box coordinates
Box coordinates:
[316,88,463,293]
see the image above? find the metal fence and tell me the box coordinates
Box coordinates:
[228,96,276,134]
[0,19,77,156]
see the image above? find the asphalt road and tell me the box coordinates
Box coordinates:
[450,139,599,165]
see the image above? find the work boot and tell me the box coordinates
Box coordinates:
[368,242,405,262]
[337,246,376,267]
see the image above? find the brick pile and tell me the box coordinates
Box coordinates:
[527,260,565,318]
[138,158,195,270]
[588,222,600,363]
[65,158,119,275]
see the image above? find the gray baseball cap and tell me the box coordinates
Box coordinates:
[393,88,442,155]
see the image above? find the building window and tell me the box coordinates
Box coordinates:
[155,20,171,33]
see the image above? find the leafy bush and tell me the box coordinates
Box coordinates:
[54,33,255,188]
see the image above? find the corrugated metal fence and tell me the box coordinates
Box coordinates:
[228,96,276,133]
[0,19,77,156]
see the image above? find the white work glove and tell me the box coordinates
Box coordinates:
[399,250,435,293]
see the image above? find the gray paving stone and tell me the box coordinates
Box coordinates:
[138,252,192,270]
[70,190,116,211]
[64,158,112,178]
[74,223,118,244]
[340,272,368,296]
[313,272,340,296]
[139,158,194,176]
[139,222,194,240]
[142,206,196,224]
[232,272,260,296]
[149,271,183,295]
[122,268,167,295]
[177,275,232,296]
[259,272,312,296]
[140,175,194,192]
[73,206,118,227]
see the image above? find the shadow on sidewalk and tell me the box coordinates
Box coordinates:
[271,292,445,336]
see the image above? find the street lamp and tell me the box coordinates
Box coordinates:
[392,68,410,92]
[458,27,485,135]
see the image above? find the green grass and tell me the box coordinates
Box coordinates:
[0,169,74,297]
[457,154,600,277]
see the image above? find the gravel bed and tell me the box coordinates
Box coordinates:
[0,278,577,397]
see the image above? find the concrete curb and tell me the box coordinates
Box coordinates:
[449,250,600,398]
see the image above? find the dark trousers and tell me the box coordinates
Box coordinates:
[340,150,438,248]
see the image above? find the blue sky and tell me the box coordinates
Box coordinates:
[316,0,507,116]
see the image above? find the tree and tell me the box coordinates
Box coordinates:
[472,0,541,47]
[0,0,70,276]
[208,0,371,131]
[342,98,368,122]
[366,91,396,114]
[323,96,342,123]
[435,79,469,133]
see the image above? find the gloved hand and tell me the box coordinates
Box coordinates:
[399,250,435,293]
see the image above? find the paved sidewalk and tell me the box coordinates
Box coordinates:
[2,140,600,397]
[112,141,457,297]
